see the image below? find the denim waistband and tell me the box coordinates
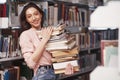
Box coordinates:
[39,65,54,70]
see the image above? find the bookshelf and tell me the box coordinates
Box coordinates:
[89,1,120,80]
[0,0,106,80]
[58,67,95,80]
[0,27,23,80]
[0,56,23,62]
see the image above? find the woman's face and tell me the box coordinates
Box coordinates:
[25,7,42,29]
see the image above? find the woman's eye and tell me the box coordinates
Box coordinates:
[27,16,31,18]
[34,12,39,15]
[27,15,31,18]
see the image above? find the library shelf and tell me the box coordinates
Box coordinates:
[0,56,23,62]
[58,66,96,80]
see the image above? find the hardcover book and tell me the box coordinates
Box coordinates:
[50,46,78,57]
[46,39,76,51]
[101,40,118,67]
[53,60,80,74]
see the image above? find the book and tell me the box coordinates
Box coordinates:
[101,40,118,67]
[54,66,79,74]
[46,39,76,51]
[53,60,79,74]
[51,29,65,36]
[47,35,75,46]
[53,3,58,26]
[50,24,66,36]
[49,32,67,41]
[52,54,79,63]
[36,24,66,38]
[0,17,8,28]
[39,2,49,26]
[0,70,4,80]
[48,5,54,25]
[3,66,20,80]
[50,46,79,57]
[52,24,66,31]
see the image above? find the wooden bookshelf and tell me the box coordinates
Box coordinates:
[58,66,96,80]
[0,56,23,62]
[0,0,105,80]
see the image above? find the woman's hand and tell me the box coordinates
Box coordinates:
[65,63,74,75]
[41,27,53,41]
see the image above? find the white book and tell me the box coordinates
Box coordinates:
[48,35,75,45]
[53,3,58,26]
[49,33,66,41]
[48,5,54,25]
[0,70,4,80]
[39,2,49,26]
[46,40,76,51]
[53,60,79,70]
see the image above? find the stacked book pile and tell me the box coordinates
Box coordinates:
[45,24,80,74]
[37,24,80,74]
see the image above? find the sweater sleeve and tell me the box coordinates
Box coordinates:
[19,31,37,69]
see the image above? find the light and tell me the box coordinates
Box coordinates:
[0,0,6,4]
[90,1,120,30]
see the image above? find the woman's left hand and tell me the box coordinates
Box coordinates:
[65,63,74,75]
[41,27,53,41]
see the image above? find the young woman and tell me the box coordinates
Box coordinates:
[19,2,74,80]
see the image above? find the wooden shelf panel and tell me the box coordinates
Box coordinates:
[58,66,96,80]
[0,56,23,62]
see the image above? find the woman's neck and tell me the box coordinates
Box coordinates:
[32,27,41,31]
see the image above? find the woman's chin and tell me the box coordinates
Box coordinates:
[32,24,40,28]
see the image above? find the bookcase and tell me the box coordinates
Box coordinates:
[0,27,34,80]
[0,0,108,80]
[89,1,120,80]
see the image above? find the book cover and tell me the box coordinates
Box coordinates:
[46,39,76,51]
[54,66,79,74]
[51,24,66,36]
[36,24,66,38]
[0,70,4,80]
[50,46,78,57]
[52,54,79,63]
[47,35,75,46]
[2,66,20,80]
[49,32,67,41]
[4,69,9,80]
[101,40,118,67]
[53,3,58,26]
[48,5,54,25]
[39,2,49,26]
[53,60,79,74]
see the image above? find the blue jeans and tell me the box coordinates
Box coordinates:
[32,67,56,80]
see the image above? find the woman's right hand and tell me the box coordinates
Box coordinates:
[65,63,74,75]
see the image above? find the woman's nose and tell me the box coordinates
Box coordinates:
[32,15,36,20]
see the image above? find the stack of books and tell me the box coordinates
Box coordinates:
[45,24,80,74]
[50,46,80,74]
[37,24,80,74]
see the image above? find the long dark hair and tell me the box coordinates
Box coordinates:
[19,2,44,31]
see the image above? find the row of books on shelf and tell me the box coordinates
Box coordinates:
[8,1,90,28]
[57,0,102,7]
[0,66,20,80]
[79,53,97,72]
[0,34,21,59]
[77,28,118,49]
[0,3,9,17]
